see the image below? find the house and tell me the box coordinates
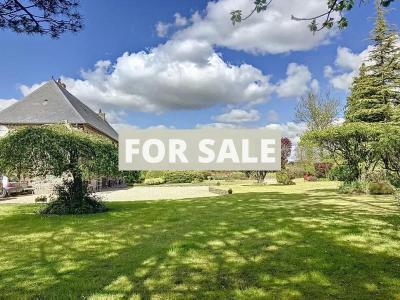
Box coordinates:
[0,79,118,143]
[0,79,122,194]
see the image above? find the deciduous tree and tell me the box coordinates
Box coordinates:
[0,125,118,214]
[295,91,340,131]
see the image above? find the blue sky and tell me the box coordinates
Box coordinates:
[0,0,399,137]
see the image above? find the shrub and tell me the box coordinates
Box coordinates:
[386,172,400,188]
[286,163,306,178]
[145,171,165,179]
[364,170,387,183]
[122,171,141,185]
[328,165,358,182]
[191,178,203,184]
[368,182,394,195]
[276,171,295,185]
[314,162,333,178]
[144,177,165,185]
[338,181,367,194]
[35,195,47,203]
[163,171,208,184]
[139,172,146,183]
[303,163,316,176]
[304,174,317,181]
[227,188,233,194]
[41,180,107,215]
[210,171,247,180]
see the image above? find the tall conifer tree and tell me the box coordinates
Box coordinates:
[346,2,400,123]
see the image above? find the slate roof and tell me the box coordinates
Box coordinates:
[0,80,118,142]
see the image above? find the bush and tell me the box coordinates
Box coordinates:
[191,178,203,184]
[338,181,367,194]
[386,172,400,188]
[144,177,165,185]
[314,162,333,178]
[328,165,358,182]
[41,180,107,215]
[122,171,141,185]
[227,188,233,194]
[35,195,47,203]
[276,171,295,185]
[303,163,316,176]
[286,163,306,178]
[304,174,317,181]
[368,182,394,195]
[364,170,387,183]
[139,172,146,183]
[145,171,165,179]
[163,171,207,184]
[209,171,247,180]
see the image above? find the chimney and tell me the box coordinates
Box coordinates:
[57,78,67,89]
[98,109,106,121]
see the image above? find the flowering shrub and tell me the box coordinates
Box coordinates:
[314,162,333,178]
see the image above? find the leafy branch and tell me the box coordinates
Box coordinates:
[231,0,397,32]
[0,0,83,38]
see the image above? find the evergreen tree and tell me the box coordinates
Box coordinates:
[346,3,400,123]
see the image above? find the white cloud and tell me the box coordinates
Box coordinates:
[156,13,189,37]
[214,108,260,123]
[266,109,279,122]
[174,13,188,27]
[264,121,307,140]
[324,46,372,91]
[0,99,18,111]
[264,121,308,161]
[174,0,335,54]
[195,122,239,129]
[275,63,312,98]
[111,123,139,133]
[112,123,175,133]
[22,39,274,115]
[310,79,319,94]
[156,22,170,38]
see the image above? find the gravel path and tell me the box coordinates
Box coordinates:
[0,185,218,204]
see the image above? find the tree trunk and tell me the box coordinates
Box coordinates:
[70,170,85,205]
[68,150,86,206]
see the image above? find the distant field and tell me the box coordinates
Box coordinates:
[0,181,399,299]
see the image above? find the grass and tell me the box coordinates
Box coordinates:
[0,181,399,299]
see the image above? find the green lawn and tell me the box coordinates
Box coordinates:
[0,181,399,299]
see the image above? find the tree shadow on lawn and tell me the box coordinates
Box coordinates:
[0,190,399,299]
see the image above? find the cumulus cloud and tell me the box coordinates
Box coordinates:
[156,13,189,37]
[195,122,239,129]
[21,39,274,115]
[264,121,308,161]
[19,0,326,124]
[214,108,260,123]
[112,123,139,133]
[310,79,320,94]
[173,0,334,54]
[275,63,312,98]
[324,46,372,90]
[112,123,175,132]
[156,22,170,38]
[0,99,18,111]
